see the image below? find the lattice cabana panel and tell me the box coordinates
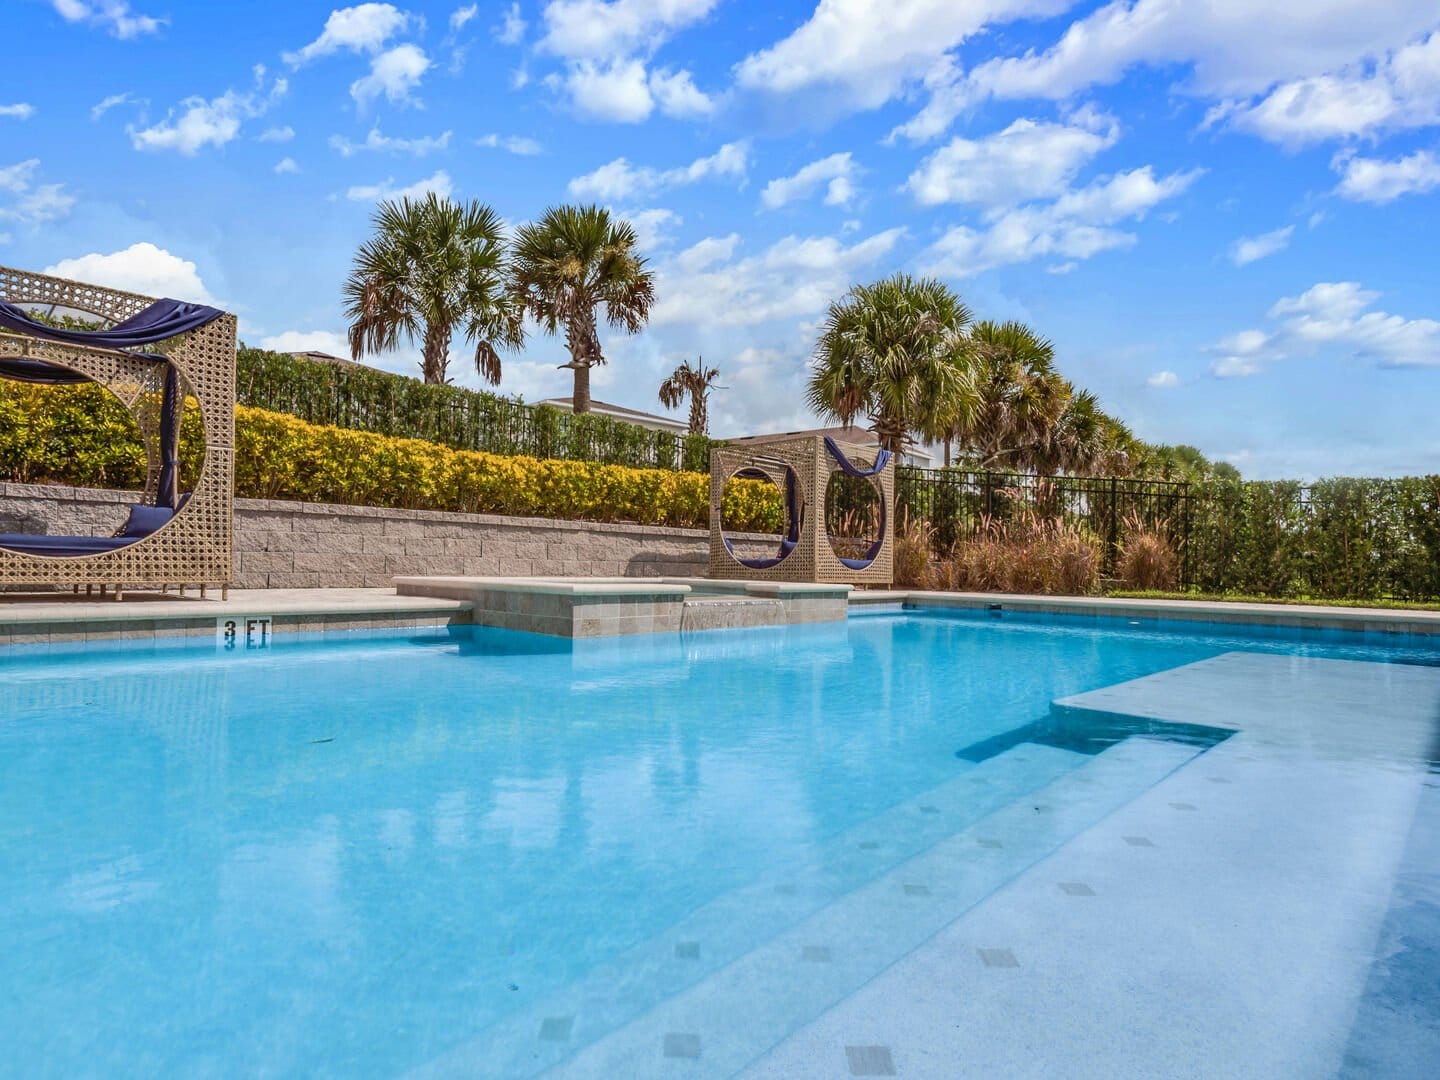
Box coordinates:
[709,432,894,586]
[0,265,235,597]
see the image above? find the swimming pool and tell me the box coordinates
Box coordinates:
[2,611,1436,1077]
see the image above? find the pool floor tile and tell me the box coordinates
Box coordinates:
[978,947,1020,968]
[801,945,832,963]
[538,1016,573,1042]
[1058,881,1095,896]
[903,883,930,897]
[674,941,700,960]
[845,1044,897,1076]
[1123,835,1155,847]
[663,1032,702,1059]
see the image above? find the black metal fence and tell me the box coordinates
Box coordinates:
[236,348,718,472]
[896,466,1197,583]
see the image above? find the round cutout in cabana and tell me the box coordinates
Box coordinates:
[824,468,885,570]
[0,369,207,556]
[719,462,803,570]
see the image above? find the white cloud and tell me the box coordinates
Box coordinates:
[736,0,1065,117]
[1333,149,1440,204]
[559,59,653,121]
[647,68,716,118]
[761,152,860,209]
[568,141,749,200]
[920,164,1201,277]
[1224,32,1440,148]
[44,243,217,304]
[899,3,1440,142]
[540,1,719,121]
[651,227,907,329]
[274,157,300,175]
[555,59,714,122]
[541,0,719,61]
[330,127,451,156]
[345,169,453,202]
[1230,225,1294,266]
[450,4,478,33]
[284,3,411,65]
[257,125,296,143]
[495,2,526,44]
[351,44,431,108]
[622,207,682,250]
[1209,281,1440,375]
[0,104,35,120]
[0,160,77,225]
[1147,370,1180,387]
[130,69,287,155]
[476,133,543,155]
[905,112,1119,208]
[90,93,136,120]
[50,0,164,40]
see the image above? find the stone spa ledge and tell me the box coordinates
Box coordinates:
[0,587,471,647]
[394,576,853,638]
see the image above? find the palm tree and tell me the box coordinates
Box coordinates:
[945,320,1068,470]
[807,274,973,455]
[658,357,723,435]
[509,204,655,413]
[343,193,522,385]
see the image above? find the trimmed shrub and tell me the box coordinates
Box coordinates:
[230,407,776,529]
[0,383,780,532]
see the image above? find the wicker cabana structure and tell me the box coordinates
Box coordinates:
[0,265,236,599]
[709,430,895,585]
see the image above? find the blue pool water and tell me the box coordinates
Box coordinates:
[1,611,1437,1077]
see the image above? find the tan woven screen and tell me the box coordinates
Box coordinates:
[0,265,236,597]
[709,432,894,586]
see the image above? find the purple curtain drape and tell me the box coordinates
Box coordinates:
[0,297,223,351]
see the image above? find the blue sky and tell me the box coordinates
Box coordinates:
[3,1,1439,478]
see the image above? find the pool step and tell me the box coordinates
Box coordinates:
[538,737,1202,1078]
[409,742,1088,1079]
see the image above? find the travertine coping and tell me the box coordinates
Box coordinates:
[891,590,1440,636]
[395,576,692,598]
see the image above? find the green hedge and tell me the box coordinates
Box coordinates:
[237,347,719,472]
[1188,477,1440,601]
[0,382,779,532]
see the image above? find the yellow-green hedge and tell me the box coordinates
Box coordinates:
[237,406,777,528]
[0,381,781,532]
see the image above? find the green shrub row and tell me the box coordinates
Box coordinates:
[0,382,778,531]
[1187,477,1440,601]
[237,347,719,472]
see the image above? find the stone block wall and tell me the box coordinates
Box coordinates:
[0,482,711,589]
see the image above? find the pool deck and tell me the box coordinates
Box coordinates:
[0,587,471,645]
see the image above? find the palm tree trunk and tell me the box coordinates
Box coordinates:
[944,439,951,468]
[564,312,601,413]
[572,361,592,414]
[422,324,449,384]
